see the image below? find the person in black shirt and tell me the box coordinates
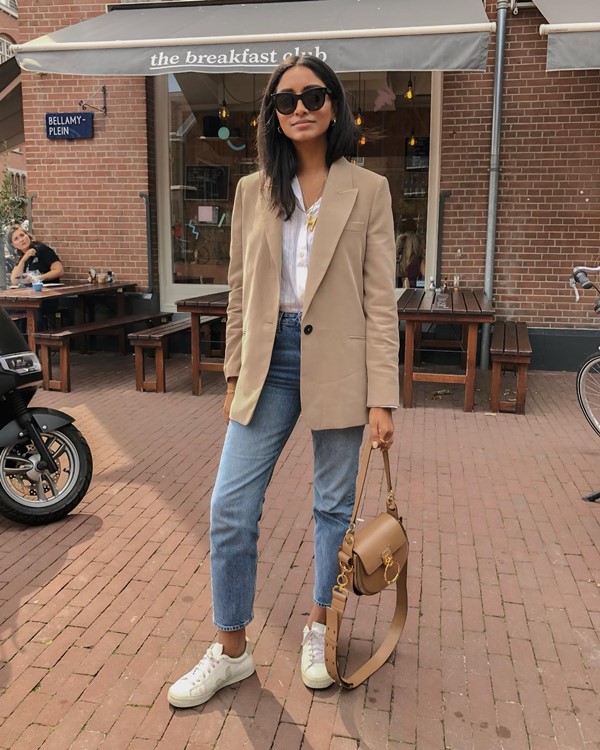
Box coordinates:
[7,223,66,331]
[8,224,64,285]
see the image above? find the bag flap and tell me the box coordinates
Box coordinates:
[352,513,408,575]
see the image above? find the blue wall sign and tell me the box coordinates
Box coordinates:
[45,112,94,140]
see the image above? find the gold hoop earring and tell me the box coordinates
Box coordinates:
[331,117,337,126]
[277,126,283,134]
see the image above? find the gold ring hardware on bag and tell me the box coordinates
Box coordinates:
[336,561,353,591]
[386,490,397,511]
[383,555,400,585]
[344,523,356,546]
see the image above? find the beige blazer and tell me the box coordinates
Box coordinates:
[224,157,399,430]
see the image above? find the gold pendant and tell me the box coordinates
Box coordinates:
[307,212,317,231]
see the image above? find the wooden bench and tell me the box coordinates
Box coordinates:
[34,312,172,392]
[128,317,192,392]
[128,315,222,393]
[490,321,532,414]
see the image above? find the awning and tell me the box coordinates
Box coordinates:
[12,0,495,77]
[0,57,23,152]
[538,0,600,71]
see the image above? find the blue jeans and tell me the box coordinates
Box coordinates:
[210,312,364,631]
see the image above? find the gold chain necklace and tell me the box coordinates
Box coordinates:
[299,175,328,232]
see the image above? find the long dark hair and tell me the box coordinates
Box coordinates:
[257,55,360,219]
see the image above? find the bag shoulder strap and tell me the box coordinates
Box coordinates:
[325,562,407,689]
[325,445,408,688]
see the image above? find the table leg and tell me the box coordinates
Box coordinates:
[414,322,423,366]
[77,297,88,354]
[116,290,126,317]
[403,321,415,408]
[191,313,201,396]
[461,325,468,369]
[26,310,37,352]
[116,292,128,353]
[463,323,478,412]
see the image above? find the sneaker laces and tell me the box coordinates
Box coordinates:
[187,643,222,683]
[303,627,325,666]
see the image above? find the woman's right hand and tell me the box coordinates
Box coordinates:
[22,248,37,262]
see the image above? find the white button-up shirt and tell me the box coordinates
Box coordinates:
[280,177,322,312]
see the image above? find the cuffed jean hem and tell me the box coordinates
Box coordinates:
[213,616,253,632]
[314,598,334,609]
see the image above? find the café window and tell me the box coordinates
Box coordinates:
[167,71,431,287]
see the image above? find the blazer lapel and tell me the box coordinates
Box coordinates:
[303,159,358,315]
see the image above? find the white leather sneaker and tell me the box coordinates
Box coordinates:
[167,642,255,708]
[301,622,335,689]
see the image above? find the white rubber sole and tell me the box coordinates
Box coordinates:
[301,671,335,690]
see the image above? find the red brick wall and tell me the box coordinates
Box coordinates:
[441,2,600,328]
[18,1,151,287]
[0,5,19,42]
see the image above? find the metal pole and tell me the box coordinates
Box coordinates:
[139,191,154,296]
[26,193,37,234]
[480,1,509,370]
[436,190,452,285]
[0,238,6,290]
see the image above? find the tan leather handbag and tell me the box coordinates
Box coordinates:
[325,444,409,688]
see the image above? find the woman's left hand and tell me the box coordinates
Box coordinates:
[369,407,394,451]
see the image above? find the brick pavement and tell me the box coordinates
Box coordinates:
[0,353,599,749]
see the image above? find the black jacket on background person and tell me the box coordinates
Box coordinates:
[23,242,62,281]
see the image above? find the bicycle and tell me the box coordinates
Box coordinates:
[570,265,600,502]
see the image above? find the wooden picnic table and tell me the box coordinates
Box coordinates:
[175,291,229,395]
[397,287,495,411]
[0,282,136,351]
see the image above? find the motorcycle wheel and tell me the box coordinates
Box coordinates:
[0,423,93,525]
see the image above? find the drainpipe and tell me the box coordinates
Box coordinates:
[139,191,154,298]
[0,242,5,290]
[480,0,509,370]
[26,192,37,233]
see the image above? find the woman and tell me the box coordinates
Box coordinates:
[8,224,64,285]
[168,56,399,708]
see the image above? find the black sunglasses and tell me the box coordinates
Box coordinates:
[271,86,332,116]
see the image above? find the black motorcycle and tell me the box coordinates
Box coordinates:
[0,307,92,524]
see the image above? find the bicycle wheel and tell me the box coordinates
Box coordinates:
[576,353,600,438]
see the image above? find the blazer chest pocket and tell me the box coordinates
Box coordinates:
[344,221,365,233]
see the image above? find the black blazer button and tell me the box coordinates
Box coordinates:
[304,324,313,335]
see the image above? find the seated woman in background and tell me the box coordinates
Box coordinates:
[396,218,424,288]
[8,224,64,285]
[7,223,65,330]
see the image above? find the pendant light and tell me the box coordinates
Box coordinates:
[404,74,414,101]
[219,76,229,120]
[250,75,258,127]
[354,73,363,126]
[408,130,416,147]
